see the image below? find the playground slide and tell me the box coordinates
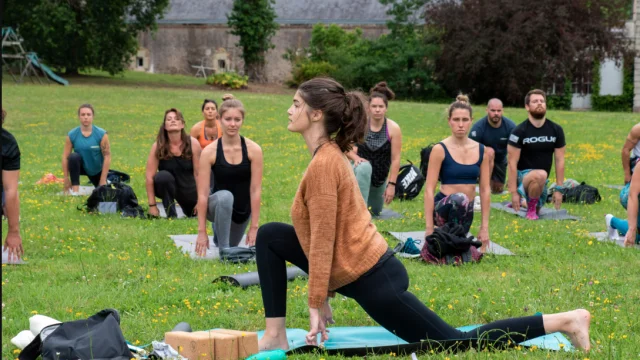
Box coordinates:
[26,53,69,86]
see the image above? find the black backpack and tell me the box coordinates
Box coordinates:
[106,169,130,184]
[395,161,425,200]
[419,143,437,179]
[562,182,602,204]
[80,183,145,218]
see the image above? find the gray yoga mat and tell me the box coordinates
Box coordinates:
[213,266,308,288]
[589,232,640,249]
[56,186,94,196]
[387,231,515,255]
[491,201,579,221]
[157,203,187,219]
[604,184,624,190]
[2,250,26,264]
[170,234,248,260]
[373,208,403,220]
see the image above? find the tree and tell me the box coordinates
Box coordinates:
[227,0,279,82]
[379,0,428,36]
[4,0,169,75]
[423,0,633,105]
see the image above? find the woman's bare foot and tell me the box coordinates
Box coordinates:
[564,309,591,351]
[258,332,290,351]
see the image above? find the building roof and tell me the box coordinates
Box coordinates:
[158,0,421,25]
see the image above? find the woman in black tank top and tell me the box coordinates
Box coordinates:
[346,82,403,216]
[194,98,264,259]
[145,108,202,218]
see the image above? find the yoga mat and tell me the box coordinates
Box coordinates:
[56,186,94,196]
[2,250,26,265]
[387,231,515,256]
[212,266,308,288]
[491,201,579,221]
[157,204,187,219]
[589,232,640,249]
[254,326,572,355]
[373,208,403,220]
[170,234,248,260]
[604,184,624,190]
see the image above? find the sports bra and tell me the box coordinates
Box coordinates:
[198,120,223,149]
[439,142,484,185]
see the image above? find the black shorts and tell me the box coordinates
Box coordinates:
[492,160,507,184]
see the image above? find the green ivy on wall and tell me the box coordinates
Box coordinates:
[591,58,634,112]
[546,79,572,110]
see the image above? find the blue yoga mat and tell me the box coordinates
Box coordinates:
[255,326,572,355]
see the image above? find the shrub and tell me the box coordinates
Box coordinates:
[206,72,249,89]
[286,60,337,88]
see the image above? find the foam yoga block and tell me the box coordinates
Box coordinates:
[589,232,640,249]
[165,330,257,360]
[387,231,515,256]
[491,201,579,221]
[254,326,572,356]
[170,234,247,260]
[212,266,308,288]
[372,208,403,220]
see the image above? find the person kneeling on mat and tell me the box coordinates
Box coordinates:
[606,162,640,247]
[424,95,490,251]
[255,77,591,353]
[507,89,566,220]
[145,108,202,218]
[346,82,402,216]
[195,98,263,258]
[61,104,111,194]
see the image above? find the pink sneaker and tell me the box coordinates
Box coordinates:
[526,198,540,220]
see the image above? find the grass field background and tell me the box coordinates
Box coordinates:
[2,75,639,359]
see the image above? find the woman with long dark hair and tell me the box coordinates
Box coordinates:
[255,78,591,353]
[145,108,202,218]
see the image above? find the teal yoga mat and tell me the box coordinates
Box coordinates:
[254,325,572,356]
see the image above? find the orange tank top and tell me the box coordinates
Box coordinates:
[198,120,223,149]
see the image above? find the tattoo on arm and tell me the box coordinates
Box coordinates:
[101,141,111,156]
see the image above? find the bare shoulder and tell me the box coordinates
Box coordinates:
[631,123,640,138]
[190,136,201,150]
[191,121,203,132]
[244,138,263,155]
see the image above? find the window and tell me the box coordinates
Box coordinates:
[137,57,144,67]
[218,59,226,69]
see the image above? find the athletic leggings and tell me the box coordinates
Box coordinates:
[434,192,474,234]
[68,153,102,187]
[154,170,197,218]
[256,222,545,349]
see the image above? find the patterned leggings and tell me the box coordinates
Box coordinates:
[433,192,474,234]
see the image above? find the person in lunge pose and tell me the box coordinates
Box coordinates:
[62,104,111,194]
[469,98,516,194]
[605,162,640,247]
[507,89,566,220]
[195,98,263,258]
[424,95,491,250]
[2,109,24,262]
[145,108,201,218]
[621,122,640,184]
[346,82,402,215]
[255,78,591,353]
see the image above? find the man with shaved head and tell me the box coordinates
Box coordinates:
[469,98,516,193]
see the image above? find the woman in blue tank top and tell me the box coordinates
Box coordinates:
[145,108,202,218]
[194,98,264,260]
[424,95,491,251]
[346,82,403,215]
[62,104,111,195]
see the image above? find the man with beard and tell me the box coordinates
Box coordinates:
[469,98,516,193]
[621,123,640,184]
[507,89,566,220]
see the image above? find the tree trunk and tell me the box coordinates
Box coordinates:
[246,61,267,83]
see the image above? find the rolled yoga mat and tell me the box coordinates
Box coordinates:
[491,201,579,221]
[387,231,515,256]
[212,266,308,288]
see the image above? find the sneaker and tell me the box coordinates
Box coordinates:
[397,237,422,258]
[525,198,539,220]
[473,196,481,212]
[605,214,619,240]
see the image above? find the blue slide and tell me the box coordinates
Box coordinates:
[26,53,69,86]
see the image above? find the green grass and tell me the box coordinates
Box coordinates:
[2,78,639,360]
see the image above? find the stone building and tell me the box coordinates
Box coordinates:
[132,0,395,83]
[634,0,640,112]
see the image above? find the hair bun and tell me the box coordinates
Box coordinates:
[222,93,235,101]
[456,94,470,104]
[370,81,396,101]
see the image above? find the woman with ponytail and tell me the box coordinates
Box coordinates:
[145,108,202,218]
[255,79,591,354]
[347,81,402,215]
[424,95,491,250]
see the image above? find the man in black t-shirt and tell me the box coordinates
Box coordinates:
[1,108,24,262]
[507,90,566,220]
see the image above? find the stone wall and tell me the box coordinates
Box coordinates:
[634,0,640,112]
[136,24,387,83]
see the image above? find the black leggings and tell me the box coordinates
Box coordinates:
[154,170,197,217]
[256,222,546,349]
[68,153,102,187]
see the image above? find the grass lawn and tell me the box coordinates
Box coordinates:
[2,78,639,359]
